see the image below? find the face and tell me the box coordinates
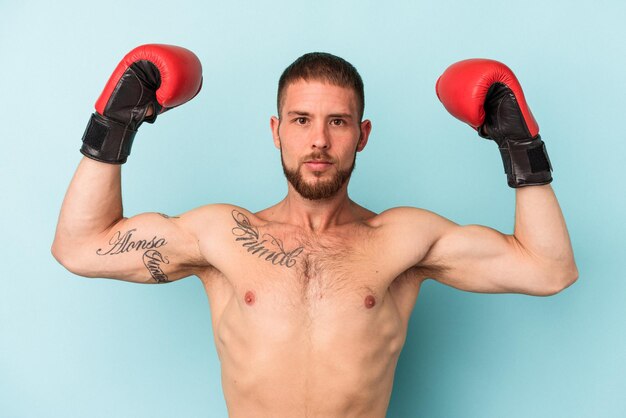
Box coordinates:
[271,80,372,200]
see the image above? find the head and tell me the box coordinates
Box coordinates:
[271,52,371,200]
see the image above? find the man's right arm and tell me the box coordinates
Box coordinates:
[51,157,209,284]
[52,44,206,283]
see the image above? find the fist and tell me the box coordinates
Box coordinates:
[435,59,552,188]
[81,44,203,164]
[435,58,538,143]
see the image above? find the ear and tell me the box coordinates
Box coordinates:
[270,116,281,149]
[356,119,372,152]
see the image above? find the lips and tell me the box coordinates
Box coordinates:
[304,160,333,170]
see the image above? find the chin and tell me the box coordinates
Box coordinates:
[281,155,355,200]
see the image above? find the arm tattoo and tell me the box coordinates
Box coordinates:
[96,229,167,255]
[97,229,171,283]
[143,250,170,283]
[158,213,179,219]
[231,210,303,268]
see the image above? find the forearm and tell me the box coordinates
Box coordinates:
[53,157,123,247]
[513,184,578,280]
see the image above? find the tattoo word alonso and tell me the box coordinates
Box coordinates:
[231,210,303,268]
[96,229,167,256]
[143,250,170,283]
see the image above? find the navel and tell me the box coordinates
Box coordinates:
[244,291,256,306]
[364,295,376,309]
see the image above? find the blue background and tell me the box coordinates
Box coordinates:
[1,1,625,417]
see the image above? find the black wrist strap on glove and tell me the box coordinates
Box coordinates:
[478,82,554,188]
[497,135,553,188]
[80,113,138,164]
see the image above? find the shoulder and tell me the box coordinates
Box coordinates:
[367,206,455,233]
[170,204,263,241]
[360,206,460,273]
[174,204,261,272]
[177,203,259,224]
[376,206,461,258]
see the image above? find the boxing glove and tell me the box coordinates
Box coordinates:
[81,44,203,164]
[436,59,552,188]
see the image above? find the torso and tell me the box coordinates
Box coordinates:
[196,205,425,418]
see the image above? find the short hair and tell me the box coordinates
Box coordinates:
[277,52,365,120]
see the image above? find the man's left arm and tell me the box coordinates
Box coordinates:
[410,184,578,296]
[396,59,578,295]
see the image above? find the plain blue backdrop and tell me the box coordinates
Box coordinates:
[1,0,625,417]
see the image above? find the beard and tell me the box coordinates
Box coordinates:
[280,147,357,201]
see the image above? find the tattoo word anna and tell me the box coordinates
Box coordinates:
[96,229,167,256]
[143,250,170,283]
[231,210,303,268]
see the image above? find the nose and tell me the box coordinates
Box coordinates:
[310,122,330,149]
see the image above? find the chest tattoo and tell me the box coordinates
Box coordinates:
[231,210,304,268]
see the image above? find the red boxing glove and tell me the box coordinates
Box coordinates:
[436,59,552,188]
[81,44,203,164]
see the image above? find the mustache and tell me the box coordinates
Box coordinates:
[302,152,334,163]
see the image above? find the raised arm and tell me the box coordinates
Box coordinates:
[51,44,205,283]
[383,59,577,296]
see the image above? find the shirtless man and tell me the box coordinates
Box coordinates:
[51,44,578,418]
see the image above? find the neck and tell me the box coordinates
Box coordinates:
[271,183,360,232]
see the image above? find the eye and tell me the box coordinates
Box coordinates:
[294,117,308,125]
[330,119,345,126]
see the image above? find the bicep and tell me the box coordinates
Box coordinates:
[419,221,552,295]
[62,211,208,284]
[379,207,552,296]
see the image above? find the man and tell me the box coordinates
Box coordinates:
[52,44,578,418]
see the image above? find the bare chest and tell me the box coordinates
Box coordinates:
[214,210,390,312]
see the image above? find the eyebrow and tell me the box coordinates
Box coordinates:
[286,111,353,119]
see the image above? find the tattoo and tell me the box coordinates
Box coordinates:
[143,250,170,283]
[96,229,167,256]
[158,213,179,219]
[231,210,303,268]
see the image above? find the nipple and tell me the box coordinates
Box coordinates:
[364,295,376,309]
[244,291,256,306]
